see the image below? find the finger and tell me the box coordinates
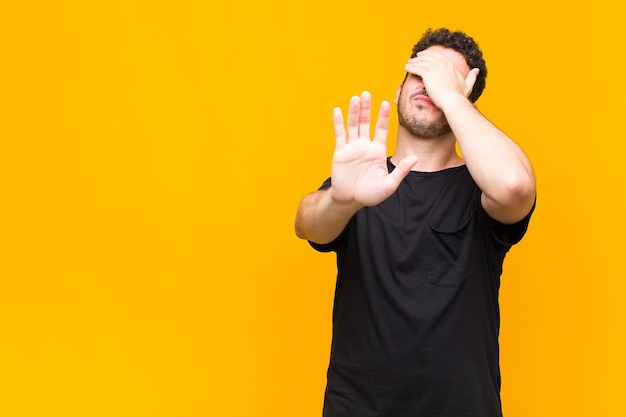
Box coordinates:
[333,107,346,149]
[386,154,418,187]
[359,91,371,139]
[373,100,390,145]
[405,61,428,77]
[405,62,421,75]
[407,52,440,65]
[346,95,360,140]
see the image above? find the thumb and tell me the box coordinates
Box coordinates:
[386,155,418,189]
[465,68,480,97]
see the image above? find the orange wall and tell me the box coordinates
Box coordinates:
[1,1,624,416]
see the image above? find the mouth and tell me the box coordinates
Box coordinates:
[412,93,433,106]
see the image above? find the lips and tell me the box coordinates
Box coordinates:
[414,94,433,105]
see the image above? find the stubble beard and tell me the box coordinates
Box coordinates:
[397,95,452,139]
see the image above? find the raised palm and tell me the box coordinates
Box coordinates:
[330,92,417,207]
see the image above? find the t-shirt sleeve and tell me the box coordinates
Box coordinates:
[481,196,536,247]
[309,230,347,252]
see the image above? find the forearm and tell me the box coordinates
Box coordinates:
[445,98,536,222]
[294,189,361,244]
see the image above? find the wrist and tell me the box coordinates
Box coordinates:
[328,188,363,215]
[437,94,472,112]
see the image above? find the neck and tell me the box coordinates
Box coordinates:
[391,127,465,172]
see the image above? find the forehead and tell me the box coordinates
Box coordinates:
[425,45,470,74]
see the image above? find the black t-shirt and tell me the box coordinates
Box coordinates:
[310,160,534,417]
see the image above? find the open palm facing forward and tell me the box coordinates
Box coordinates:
[330,91,417,207]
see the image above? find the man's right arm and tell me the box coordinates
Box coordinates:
[294,188,361,244]
[294,91,417,244]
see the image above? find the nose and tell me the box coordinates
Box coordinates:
[409,73,424,85]
[408,74,427,93]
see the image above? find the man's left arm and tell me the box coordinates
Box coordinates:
[443,97,536,224]
[407,50,536,224]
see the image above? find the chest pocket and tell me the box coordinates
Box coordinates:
[424,170,478,287]
[425,208,476,287]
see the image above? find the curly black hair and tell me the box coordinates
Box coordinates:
[407,28,487,102]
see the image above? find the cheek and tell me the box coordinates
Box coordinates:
[397,88,409,106]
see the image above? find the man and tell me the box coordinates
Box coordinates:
[295,28,536,417]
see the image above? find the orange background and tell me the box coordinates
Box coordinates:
[1,1,624,416]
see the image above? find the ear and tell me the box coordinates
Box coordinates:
[394,84,403,105]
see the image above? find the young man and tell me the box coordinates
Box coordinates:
[295,28,536,416]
